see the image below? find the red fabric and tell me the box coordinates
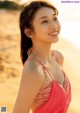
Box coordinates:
[26,57,71,113]
[33,76,71,113]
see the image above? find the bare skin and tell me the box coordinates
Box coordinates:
[28,50,64,112]
[12,7,68,113]
[24,7,61,65]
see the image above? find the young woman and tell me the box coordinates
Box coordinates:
[12,1,71,113]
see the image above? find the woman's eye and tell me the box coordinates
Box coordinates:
[41,20,48,23]
[41,18,58,24]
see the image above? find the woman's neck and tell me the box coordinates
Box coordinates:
[31,41,52,64]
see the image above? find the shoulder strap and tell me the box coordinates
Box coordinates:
[51,50,62,67]
[27,58,54,80]
[51,50,57,60]
[27,58,43,65]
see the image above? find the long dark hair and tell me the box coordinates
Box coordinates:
[19,0,58,65]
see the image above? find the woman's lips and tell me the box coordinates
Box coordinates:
[48,31,58,36]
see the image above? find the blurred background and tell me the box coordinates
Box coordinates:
[0,0,80,113]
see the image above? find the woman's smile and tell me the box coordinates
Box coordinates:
[48,31,59,37]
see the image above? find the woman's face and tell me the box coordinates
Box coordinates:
[31,7,61,43]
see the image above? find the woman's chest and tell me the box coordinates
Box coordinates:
[44,60,65,86]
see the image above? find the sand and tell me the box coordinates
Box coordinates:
[0,9,80,113]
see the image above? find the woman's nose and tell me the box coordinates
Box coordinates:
[49,21,58,31]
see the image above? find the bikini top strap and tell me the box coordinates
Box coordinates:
[51,50,58,61]
[27,58,54,80]
[51,50,66,78]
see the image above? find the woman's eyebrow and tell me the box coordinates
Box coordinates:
[39,13,56,20]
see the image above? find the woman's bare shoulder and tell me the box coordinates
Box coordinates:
[51,49,64,67]
[12,60,44,113]
[22,59,44,85]
[22,59,45,94]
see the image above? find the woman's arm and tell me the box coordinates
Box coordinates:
[12,63,44,113]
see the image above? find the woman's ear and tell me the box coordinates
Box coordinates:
[24,28,32,38]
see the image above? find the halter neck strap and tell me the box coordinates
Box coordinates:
[27,57,54,80]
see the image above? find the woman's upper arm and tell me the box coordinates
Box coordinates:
[12,64,44,113]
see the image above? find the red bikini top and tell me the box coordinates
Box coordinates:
[27,50,71,113]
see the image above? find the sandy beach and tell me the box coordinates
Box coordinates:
[0,9,80,113]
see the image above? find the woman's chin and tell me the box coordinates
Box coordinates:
[50,36,59,43]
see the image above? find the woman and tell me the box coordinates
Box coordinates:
[12,1,71,113]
